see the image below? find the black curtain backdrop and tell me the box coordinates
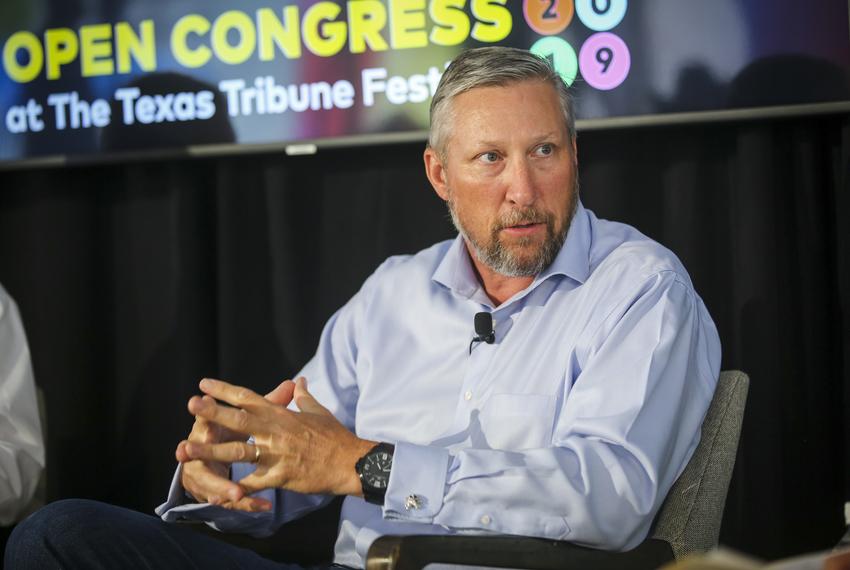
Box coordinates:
[0,114,848,561]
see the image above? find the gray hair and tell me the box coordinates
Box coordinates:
[428,46,576,161]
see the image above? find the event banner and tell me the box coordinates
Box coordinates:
[1,0,849,165]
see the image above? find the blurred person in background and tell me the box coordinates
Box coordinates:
[0,283,45,550]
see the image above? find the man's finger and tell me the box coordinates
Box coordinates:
[182,461,244,504]
[265,380,296,407]
[236,471,276,496]
[219,496,273,513]
[176,440,192,462]
[182,440,259,464]
[293,377,332,416]
[199,378,267,409]
[188,395,265,435]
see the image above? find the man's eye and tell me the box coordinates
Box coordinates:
[478,152,499,163]
[536,144,554,156]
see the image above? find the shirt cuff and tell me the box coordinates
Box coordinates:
[155,462,277,536]
[383,442,450,523]
[155,463,193,516]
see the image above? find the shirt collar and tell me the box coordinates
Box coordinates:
[432,201,591,299]
[535,200,590,285]
[432,233,482,299]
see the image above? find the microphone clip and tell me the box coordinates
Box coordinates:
[469,312,495,354]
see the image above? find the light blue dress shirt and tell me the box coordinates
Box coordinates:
[158,202,721,567]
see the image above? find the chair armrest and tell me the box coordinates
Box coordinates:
[366,534,675,570]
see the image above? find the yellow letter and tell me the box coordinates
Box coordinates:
[429,0,469,46]
[471,0,511,43]
[44,28,79,80]
[302,2,346,57]
[80,24,113,77]
[3,31,44,83]
[212,10,256,65]
[348,0,389,53]
[390,0,427,49]
[257,6,301,60]
[171,14,211,68]
[115,20,156,74]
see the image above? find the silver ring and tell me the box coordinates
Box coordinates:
[253,445,261,464]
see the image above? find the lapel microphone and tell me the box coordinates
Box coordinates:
[469,311,495,354]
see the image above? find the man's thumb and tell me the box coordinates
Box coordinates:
[265,379,296,406]
[294,377,330,415]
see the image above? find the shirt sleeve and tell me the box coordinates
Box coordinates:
[0,287,46,526]
[382,271,721,551]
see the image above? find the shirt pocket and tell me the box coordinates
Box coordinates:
[480,393,556,450]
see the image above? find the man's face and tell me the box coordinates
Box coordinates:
[425,80,578,277]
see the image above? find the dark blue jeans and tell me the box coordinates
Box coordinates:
[5,499,326,569]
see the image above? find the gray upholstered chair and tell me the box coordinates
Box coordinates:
[366,370,750,570]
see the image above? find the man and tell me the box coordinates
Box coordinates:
[5,47,720,569]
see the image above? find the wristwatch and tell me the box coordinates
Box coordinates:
[355,442,395,505]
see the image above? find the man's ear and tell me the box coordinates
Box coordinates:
[424,147,450,201]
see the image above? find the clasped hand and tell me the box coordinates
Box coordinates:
[176,377,375,512]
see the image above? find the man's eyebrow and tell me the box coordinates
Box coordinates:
[468,132,562,148]
[532,131,561,142]
[469,139,503,148]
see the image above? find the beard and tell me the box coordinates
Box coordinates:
[447,180,579,278]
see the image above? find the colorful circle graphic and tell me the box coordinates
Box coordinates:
[579,32,630,90]
[575,0,627,32]
[530,36,578,86]
[523,0,575,36]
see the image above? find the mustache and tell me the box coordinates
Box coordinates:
[492,208,552,232]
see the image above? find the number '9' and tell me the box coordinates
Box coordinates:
[596,47,613,73]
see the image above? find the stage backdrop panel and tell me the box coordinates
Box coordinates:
[2,0,849,166]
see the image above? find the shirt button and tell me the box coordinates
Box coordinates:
[464,391,473,401]
[480,515,491,525]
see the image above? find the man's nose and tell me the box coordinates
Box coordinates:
[505,158,537,207]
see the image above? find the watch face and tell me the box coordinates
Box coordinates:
[362,450,393,489]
